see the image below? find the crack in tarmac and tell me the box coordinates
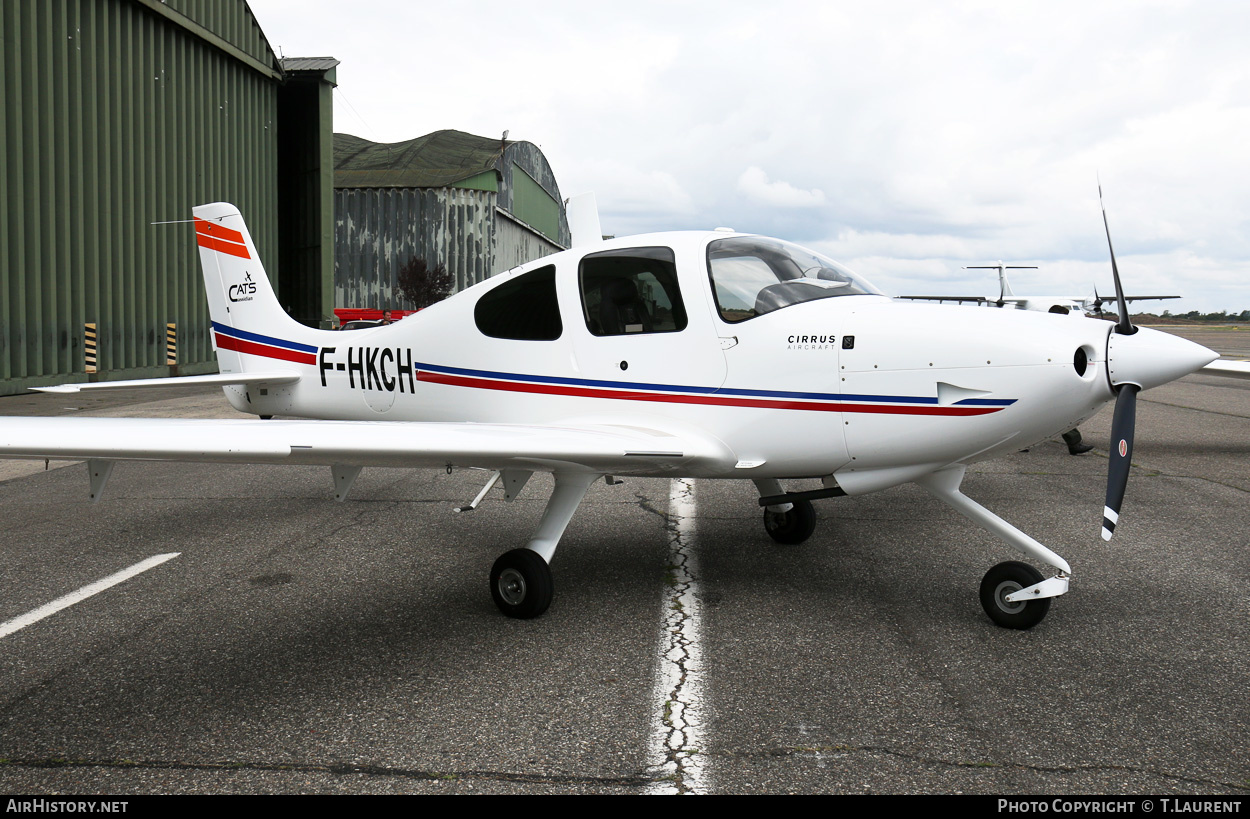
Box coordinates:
[0,756,652,788]
[645,478,707,795]
[5,744,1241,793]
[631,492,671,525]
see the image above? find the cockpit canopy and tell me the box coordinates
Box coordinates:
[707,236,882,323]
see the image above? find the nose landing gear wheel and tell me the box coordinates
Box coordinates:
[490,548,554,619]
[763,499,816,545]
[980,560,1051,629]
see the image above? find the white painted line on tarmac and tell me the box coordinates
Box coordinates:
[0,553,180,639]
[646,478,708,794]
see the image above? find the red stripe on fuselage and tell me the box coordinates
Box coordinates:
[416,371,1001,416]
[214,332,316,365]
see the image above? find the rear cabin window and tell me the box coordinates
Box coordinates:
[579,247,687,336]
[474,265,561,340]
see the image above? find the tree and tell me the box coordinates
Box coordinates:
[395,256,453,309]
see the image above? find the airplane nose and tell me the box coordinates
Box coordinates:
[1106,326,1218,391]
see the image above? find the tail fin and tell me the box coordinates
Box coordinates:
[996,262,1015,298]
[566,192,603,248]
[193,202,321,374]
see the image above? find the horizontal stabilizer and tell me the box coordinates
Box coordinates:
[31,371,300,394]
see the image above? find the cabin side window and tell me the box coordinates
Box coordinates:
[474,265,562,340]
[579,247,687,336]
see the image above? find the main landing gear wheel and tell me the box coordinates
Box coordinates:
[490,548,553,619]
[980,561,1051,630]
[763,499,816,545]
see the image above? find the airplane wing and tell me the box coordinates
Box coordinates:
[0,417,736,475]
[1202,360,1250,380]
[31,371,300,394]
[895,295,989,304]
[895,295,1046,307]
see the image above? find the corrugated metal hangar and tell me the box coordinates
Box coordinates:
[333,130,570,309]
[1,0,569,396]
[0,0,335,395]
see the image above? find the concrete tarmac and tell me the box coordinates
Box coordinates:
[0,329,1246,795]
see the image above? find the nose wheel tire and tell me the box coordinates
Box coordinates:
[763,499,816,545]
[980,561,1051,630]
[490,548,554,619]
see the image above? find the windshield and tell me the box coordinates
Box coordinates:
[707,236,882,322]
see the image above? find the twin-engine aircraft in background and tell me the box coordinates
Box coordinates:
[897,261,1181,317]
[0,200,1221,628]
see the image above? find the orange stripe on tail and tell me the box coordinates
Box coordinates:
[196,233,251,259]
[193,217,250,259]
[194,217,245,245]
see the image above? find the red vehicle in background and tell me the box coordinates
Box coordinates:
[332,308,418,330]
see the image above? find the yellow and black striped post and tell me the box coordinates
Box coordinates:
[166,323,177,365]
[84,323,97,373]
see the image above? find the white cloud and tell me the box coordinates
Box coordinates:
[736,167,826,208]
[249,0,1250,313]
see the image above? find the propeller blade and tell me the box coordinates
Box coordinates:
[1102,383,1139,541]
[1098,184,1135,336]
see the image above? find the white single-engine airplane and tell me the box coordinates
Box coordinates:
[898,261,1180,317]
[0,199,1220,629]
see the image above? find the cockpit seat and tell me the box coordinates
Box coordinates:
[599,278,652,335]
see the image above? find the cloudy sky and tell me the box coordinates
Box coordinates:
[249,0,1250,314]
